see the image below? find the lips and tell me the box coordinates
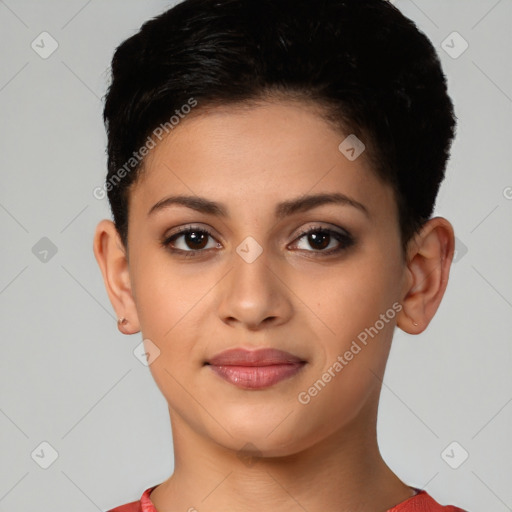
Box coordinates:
[205,348,306,389]
[207,348,304,366]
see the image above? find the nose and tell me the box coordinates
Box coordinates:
[217,246,293,331]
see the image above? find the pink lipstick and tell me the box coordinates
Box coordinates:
[205,348,306,389]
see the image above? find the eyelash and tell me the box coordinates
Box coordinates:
[161,224,355,259]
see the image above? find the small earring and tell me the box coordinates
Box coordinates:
[118,317,128,326]
[413,321,419,326]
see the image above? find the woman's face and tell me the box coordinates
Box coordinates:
[124,100,409,456]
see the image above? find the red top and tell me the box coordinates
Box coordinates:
[106,486,468,512]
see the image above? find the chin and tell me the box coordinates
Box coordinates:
[224,434,304,459]
[211,416,313,459]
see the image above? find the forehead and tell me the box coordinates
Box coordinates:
[129,100,394,220]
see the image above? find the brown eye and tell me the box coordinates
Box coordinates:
[162,226,220,256]
[293,227,354,255]
[177,230,209,250]
[306,231,331,250]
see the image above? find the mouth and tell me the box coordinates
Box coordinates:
[204,348,307,390]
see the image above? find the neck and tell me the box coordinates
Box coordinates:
[150,400,415,512]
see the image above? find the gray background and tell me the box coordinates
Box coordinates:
[1,1,511,511]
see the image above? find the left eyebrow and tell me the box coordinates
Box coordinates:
[147,192,370,219]
[275,192,370,219]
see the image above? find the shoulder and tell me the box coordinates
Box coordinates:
[106,500,140,512]
[387,489,468,512]
[105,485,158,512]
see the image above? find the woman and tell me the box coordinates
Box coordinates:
[94,0,466,510]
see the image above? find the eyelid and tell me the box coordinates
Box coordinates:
[292,223,351,240]
[164,224,219,241]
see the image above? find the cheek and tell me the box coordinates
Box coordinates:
[313,263,400,333]
[304,248,402,375]
[130,248,204,338]
[294,274,398,437]
[129,253,218,380]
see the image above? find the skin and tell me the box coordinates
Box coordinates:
[94,99,455,512]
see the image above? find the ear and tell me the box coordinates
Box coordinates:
[93,219,140,335]
[396,216,455,335]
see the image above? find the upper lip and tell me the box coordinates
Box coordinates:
[206,348,305,366]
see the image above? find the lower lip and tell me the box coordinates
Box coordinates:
[207,363,305,389]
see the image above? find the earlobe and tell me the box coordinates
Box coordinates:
[397,217,455,335]
[93,219,141,335]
